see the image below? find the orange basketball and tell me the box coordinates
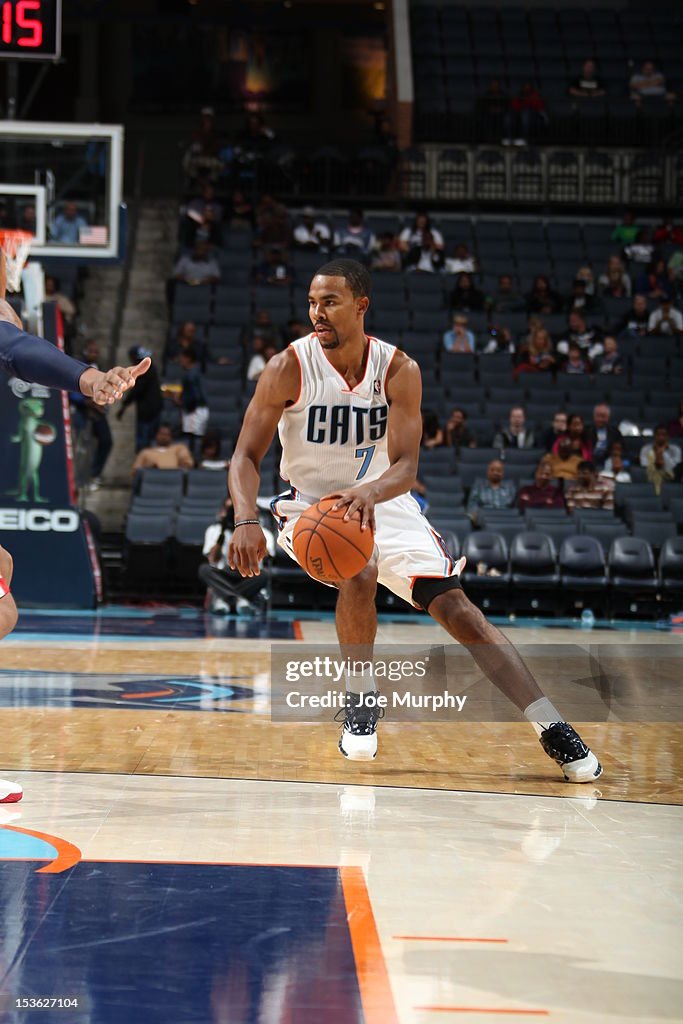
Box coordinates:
[292,498,375,584]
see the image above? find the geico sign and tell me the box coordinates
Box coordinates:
[0,509,79,532]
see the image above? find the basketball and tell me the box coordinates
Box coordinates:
[33,422,56,446]
[292,498,375,584]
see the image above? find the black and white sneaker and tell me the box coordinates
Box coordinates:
[335,693,384,761]
[540,723,603,783]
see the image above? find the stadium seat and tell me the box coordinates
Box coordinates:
[461,531,510,609]
[559,535,608,593]
[137,469,185,502]
[608,538,658,607]
[659,537,683,599]
[509,531,559,609]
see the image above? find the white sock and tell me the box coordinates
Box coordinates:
[524,697,564,737]
[345,665,375,699]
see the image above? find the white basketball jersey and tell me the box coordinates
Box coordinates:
[278,333,397,499]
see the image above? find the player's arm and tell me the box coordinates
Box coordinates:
[0,545,19,641]
[326,353,422,531]
[228,349,300,577]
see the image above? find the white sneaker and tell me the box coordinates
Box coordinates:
[336,694,384,761]
[540,723,603,783]
[0,778,23,803]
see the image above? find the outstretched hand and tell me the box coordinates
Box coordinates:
[80,357,152,406]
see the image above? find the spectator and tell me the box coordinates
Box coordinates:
[248,309,283,348]
[199,498,274,614]
[18,203,37,235]
[648,296,683,336]
[598,256,632,298]
[568,59,606,99]
[553,413,593,461]
[284,318,309,345]
[629,60,676,107]
[182,205,223,251]
[467,459,516,516]
[517,459,566,510]
[166,320,204,368]
[614,294,649,338]
[255,247,295,287]
[480,324,514,356]
[653,217,683,246]
[623,228,655,267]
[371,232,402,273]
[131,423,194,475]
[450,272,485,312]
[183,107,221,182]
[198,431,229,471]
[51,201,87,245]
[548,436,582,481]
[479,79,509,121]
[565,278,602,315]
[446,407,477,453]
[666,400,683,439]
[398,213,444,254]
[487,274,525,314]
[255,194,291,249]
[247,340,279,382]
[174,241,220,286]
[557,310,603,360]
[594,335,624,375]
[70,338,112,489]
[494,406,535,449]
[526,275,560,315]
[421,410,444,449]
[226,189,254,229]
[541,410,568,453]
[404,229,445,274]
[444,243,478,275]
[238,112,277,155]
[640,424,682,474]
[514,326,555,378]
[611,211,639,246]
[44,275,77,326]
[115,346,163,452]
[187,182,224,224]
[560,342,591,375]
[600,442,632,484]
[502,81,547,146]
[443,313,475,353]
[565,461,614,511]
[588,403,623,468]
[293,207,331,252]
[575,265,596,295]
[175,347,209,455]
[635,258,673,302]
[334,209,376,261]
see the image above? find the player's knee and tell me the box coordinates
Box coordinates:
[0,545,13,586]
[0,597,18,640]
[430,588,490,643]
[340,560,378,593]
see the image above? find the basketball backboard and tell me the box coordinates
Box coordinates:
[0,120,124,260]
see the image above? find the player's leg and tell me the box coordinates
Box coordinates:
[0,545,23,803]
[335,561,383,761]
[416,584,602,783]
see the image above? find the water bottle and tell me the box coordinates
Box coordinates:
[581,609,595,628]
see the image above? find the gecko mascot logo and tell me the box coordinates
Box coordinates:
[6,397,57,503]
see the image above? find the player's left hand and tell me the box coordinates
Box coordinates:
[324,484,378,532]
[80,357,152,406]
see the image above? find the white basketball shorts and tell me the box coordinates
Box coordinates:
[270,488,465,608]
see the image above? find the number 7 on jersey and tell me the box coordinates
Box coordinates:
[354,445,376,480]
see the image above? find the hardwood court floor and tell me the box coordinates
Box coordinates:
[0,611,681,1023]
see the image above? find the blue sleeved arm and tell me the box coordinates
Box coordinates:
[0,320,89,393]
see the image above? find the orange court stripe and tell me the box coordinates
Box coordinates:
[3,825,81,874]
[415,1008,549,1016]
[292,620,303,640]
[340,866,399,1024]
[394,935,508,943]
[121,689,174,699]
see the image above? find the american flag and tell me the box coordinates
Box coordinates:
[78,225,108,245]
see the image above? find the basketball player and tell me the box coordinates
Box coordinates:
[228,259,602,782]
[0,252,151,802]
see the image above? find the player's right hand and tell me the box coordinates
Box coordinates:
[228,524,268,577]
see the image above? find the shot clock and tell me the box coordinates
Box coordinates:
[0,0,61,60]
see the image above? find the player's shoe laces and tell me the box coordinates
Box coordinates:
[0,778,23,803]
[540,723,603,783]
[335,693,384,761]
